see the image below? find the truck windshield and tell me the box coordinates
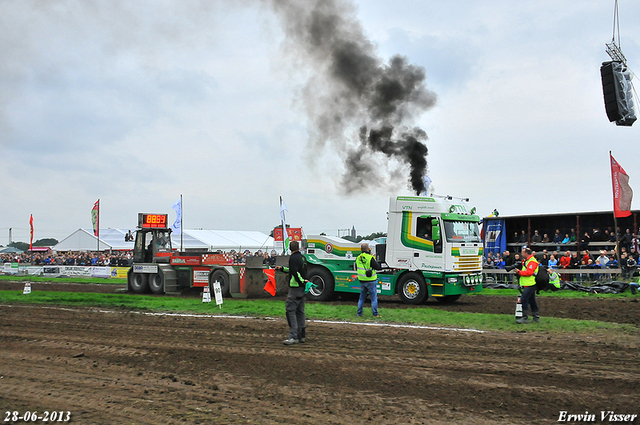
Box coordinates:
[443,220,481,243]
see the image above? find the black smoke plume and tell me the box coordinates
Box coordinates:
[269,0,437,194]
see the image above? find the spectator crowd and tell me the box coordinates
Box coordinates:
[486,226,640,282]
[1,249,281,268]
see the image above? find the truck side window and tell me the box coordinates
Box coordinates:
[416,217,432,240]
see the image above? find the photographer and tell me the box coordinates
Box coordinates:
[512,248,540,324]
[356,243,382,318]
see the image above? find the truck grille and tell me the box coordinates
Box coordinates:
[453,256,481,272]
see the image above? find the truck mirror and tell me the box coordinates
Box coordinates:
[431,219,441,241]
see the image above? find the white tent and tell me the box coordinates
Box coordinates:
[53,228,132,252]
[175,230,274,253]
[53,228,274,253]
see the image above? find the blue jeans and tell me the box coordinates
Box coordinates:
[520,285,538,318]
[630,282,639,295]
[357,280,379,316]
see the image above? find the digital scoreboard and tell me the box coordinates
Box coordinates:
[138,213,169,229]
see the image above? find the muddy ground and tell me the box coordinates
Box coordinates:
[1,281,639,424]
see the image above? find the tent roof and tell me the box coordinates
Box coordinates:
[53,228,274,252]
[53,228,124,252]
[0,247,24,254]
[182,230,273,252]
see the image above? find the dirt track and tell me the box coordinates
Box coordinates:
[1,282,640,424]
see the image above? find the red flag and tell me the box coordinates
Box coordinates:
[610,154,633,218]
[263,269,276,296]
[91,200,100,236]
[29,215,34,250]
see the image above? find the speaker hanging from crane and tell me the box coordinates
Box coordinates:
[600,0,636,127]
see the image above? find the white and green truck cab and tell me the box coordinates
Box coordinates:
[304,195,483,304]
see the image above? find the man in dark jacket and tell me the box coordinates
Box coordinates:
[503,250,515,284]
[276,241,307,345]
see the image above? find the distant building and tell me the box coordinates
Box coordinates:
[351,226,356,238]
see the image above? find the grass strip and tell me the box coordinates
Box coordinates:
[3,275,637,297]
[0,290,636,336]
[0,275,126,285]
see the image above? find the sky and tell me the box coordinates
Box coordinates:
[1,0,639,246]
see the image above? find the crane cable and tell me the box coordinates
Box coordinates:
[611,0,621,47]
[607,0,637,101]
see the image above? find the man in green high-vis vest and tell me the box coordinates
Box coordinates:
[276,240,308,345]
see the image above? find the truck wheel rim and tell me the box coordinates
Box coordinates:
[309,276,324,296]
[403,281,420,299]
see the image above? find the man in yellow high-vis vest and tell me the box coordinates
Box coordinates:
[356,243,382,318]
[515,248,540,324]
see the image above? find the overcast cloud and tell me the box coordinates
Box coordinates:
[1,0,639,245]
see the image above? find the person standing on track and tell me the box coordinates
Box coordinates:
[356,243,382,318]
[276,240,308,345]
[514,247,540,324]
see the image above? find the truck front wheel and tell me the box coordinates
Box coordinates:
[130,273,149,294]
[306,267,335,301]
[397,272,428,304]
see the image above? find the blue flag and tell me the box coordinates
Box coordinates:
[171,197,182,233]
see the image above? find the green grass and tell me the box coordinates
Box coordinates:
[0,275,127,285]
[3,275,636,297]
[1,290,637,336]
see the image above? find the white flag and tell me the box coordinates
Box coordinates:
[279,197,290,253]
[171,197,182,232]
[422,175,432,196]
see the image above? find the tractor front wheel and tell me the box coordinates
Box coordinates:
[130,273,150,294]
[149,273,164,295]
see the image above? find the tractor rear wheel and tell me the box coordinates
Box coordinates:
[210,270,230,297]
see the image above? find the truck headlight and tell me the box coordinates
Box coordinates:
[447,277,458,283]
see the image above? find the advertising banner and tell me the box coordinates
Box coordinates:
[484,219,506,257]
[61,266,93,277]
[92,267,112,278]
[3,263,19,274]
[111,267,130,278]
[273,227,302,242]
[43,266,60,276]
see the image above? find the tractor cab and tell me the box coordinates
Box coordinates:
[132,213,173,263]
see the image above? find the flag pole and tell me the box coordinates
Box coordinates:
[97,199,100,253]
[610,151,622,266]
[180,194,183,252]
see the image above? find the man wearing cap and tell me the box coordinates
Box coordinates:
[356,243,382,318]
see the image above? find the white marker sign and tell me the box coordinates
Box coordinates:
[202,286,212,303]
[212,281,223,308]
